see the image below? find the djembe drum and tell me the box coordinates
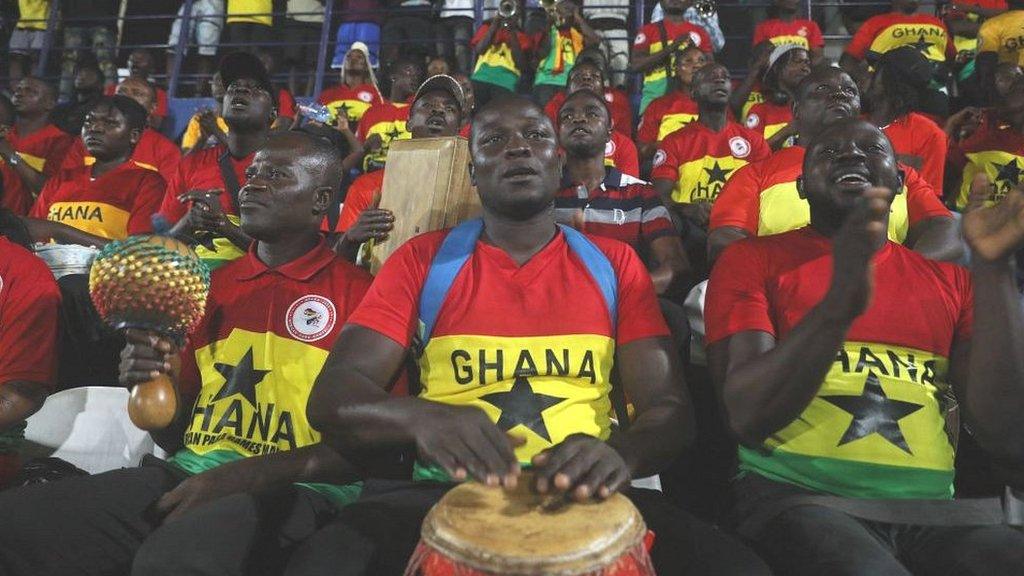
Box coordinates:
[89,235,210,431]
[404,476,656,576]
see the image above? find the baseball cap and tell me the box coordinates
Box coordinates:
[413,74,467,113]
[764,43,806,81]
[218,51,278,109]
[877,46,933,89]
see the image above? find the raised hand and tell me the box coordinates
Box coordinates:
[963,177,1024,263]
[825,186,892,320]
[531,434,630,501]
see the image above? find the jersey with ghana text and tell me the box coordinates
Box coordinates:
[978,10,1024,66]
[706,228,971,499]
[752,18,825,50]
[845,12,956,65]
[347,228,669,466]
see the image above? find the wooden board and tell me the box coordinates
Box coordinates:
[370,136,479,273]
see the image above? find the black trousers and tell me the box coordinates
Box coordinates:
[283,479,771,576]
[734,474,1024,576]
[0,456,338,576]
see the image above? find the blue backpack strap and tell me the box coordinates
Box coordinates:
[558,224,618,331]
[416,218,484,354]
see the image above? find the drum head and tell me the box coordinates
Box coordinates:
[422,477,647,575]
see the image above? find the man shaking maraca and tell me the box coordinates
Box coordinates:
[0,127,373,576]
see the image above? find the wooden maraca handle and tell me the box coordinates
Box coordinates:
[128,356,181,431]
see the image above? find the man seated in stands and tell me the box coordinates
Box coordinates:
[554,88,690,296]
[326,75,467,259]
[355,56,425,173]
[0,128,372,576]
[60,79,182,185]
[104,49,170,130]
[0,77,75,197]
[709,66,961,264]
[161,52,277,270]
[301,95,770,576]
[0,210,59,488]
[636,44,709,165]
[29,96,164,241]
[706,117,1024,575]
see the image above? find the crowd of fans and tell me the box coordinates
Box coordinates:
[0,0,1023,574]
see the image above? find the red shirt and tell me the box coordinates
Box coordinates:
[348,228,668,461]
[319,82,382,124]
[158,144,253,223]
[744,100,794,143]
[845,12,956,64]
[175,239,373,459]
[0,163,30,215]
[30,161,165,240]
[752,18,825,49]
[637,91,701,145]
[330,169,384,233]
[634,20,714,56]
[0,237,60,389]
[604,130,639,176]
[948,117,1024,208]
[277,88,297,119]
[710,145,950,242]
[545,88,635,137]
[883,112,947,196]
[63,128,182,185]
[652,121,770,205]
[553,167,674,251]
[356,100,411,172]
[8,123,75,176]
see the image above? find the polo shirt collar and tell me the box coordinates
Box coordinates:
[236,237,336,282]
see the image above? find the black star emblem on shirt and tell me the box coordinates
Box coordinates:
[335,102,351,119]
[704,161,734,184]
[480,376,566,442]
[994,158,1022,186]
[912,34,935,55]
[384,125,403,141]
[211,348,269,407]
[820,371,924,454]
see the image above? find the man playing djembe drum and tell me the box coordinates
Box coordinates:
[303,95,770,575]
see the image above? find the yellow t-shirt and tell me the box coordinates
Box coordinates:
[17,0,49,30]
[978,10,1024,66]
[226,0,272,26]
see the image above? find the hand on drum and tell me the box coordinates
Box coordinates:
[411,403,523,487]
[346,208,395,244]
[531,434,630,502]
[119,328,178,388]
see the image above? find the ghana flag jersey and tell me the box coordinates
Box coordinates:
[651,121,770,205]
[950,120,1024,209]
[470,23,533,92]
[329,169,384,233]
[744,100,794,145]
[30,160,164,240]
[637,91,700,146]
[706,228,972,499]
[348,228,669,465]
[978,10,1024,66]
[634,20,712,113]
[63,128,182,185]
[604,131,640,177]
[553,167,675,251]
[882,112,947,196]
[7,124,75,176]
[752,18,825,50]
[710,145,950,242]
[356,100,411,173]
[318,82,382,125]
[535,26,586,88]
[845,12,956,66]
[170,239,372,505]
[158,144,253,269]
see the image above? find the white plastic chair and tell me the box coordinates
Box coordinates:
[22,386,158,475]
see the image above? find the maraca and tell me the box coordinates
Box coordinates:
[89,229,210,430]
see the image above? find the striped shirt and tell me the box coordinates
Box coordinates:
[554,167,676,251]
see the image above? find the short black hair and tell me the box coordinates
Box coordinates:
[470,94,549,143]
[568,58,606,85]
[559,88,610,124]
[275,128,346,193]
[89,95,149,132]
[795,64,852,101]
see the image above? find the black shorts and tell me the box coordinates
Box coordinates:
[283,20,321,65]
